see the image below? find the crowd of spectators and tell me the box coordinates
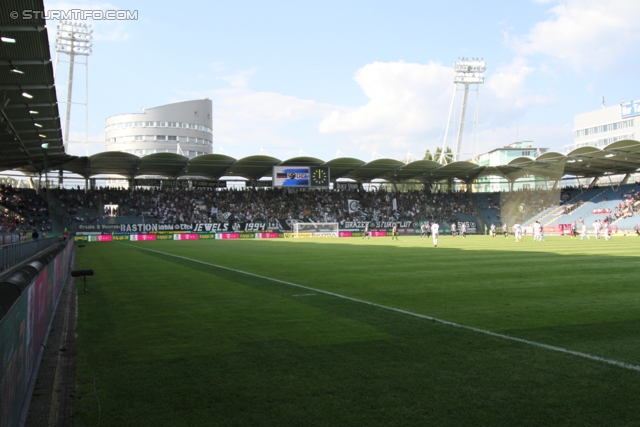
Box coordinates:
[50,186,476,227]
[614,189,640,219]
[7,182,637,235]
[0,185,51,233]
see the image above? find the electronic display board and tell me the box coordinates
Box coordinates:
[272,166,329,187]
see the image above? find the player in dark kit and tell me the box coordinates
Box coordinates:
[420,222,428,239]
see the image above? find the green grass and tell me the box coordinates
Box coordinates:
[74,235,640,426]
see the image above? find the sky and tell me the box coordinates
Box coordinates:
[43,0,640,162]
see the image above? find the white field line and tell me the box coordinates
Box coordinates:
[132,245,640,373]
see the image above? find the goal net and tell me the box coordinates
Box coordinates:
[293,222,339,238]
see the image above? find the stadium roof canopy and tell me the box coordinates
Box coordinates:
[16,139,637,184]
[3,6,640,184]
[0,0,74,173]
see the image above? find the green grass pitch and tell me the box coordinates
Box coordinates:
[73,235,640,426]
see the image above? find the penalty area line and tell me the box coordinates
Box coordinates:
[130,244,640,373]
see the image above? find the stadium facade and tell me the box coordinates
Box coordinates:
[567,99,639,152]
[105,99,213,158]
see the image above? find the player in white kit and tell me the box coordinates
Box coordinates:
[431,221,440,247]
[513,223,523,242]
[593,220,601,239]
[580,219,590,240]
[533,221,541,241]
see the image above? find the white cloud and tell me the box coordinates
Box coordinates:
[178,61,561,162]
[508,0,640,70]
[317,59,554,159]
[319,61,452,136]
[483,57,552,121]
[177,69,336,159]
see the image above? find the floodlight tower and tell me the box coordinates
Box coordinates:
[54,21,93,154]
[438,58,486,163]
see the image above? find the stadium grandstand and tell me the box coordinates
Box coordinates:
[3,1,640,426]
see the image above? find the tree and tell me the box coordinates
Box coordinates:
[424,149,433,161]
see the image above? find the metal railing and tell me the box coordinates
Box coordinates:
[0,237,62,273]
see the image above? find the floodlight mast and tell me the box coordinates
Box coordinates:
[55,21,92,154]
[439,58,486,163]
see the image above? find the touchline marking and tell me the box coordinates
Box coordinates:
[132,245,640,373]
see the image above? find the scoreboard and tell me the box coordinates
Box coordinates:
[272,166,330,188]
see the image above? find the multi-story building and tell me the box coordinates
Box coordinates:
[474,141,548,192]
[105,99,213,158]
[568,100,638,152]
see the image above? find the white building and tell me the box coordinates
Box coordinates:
[105,99,213,158]
[474,142,548,192]
[568,100,638,152]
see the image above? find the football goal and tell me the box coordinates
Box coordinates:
[293,222,339,238]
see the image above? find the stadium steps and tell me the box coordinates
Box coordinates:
[523,205,559,226]
[543,189,606,226]
[610,214,640,231]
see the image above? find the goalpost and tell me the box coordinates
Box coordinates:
[293,222,339,238]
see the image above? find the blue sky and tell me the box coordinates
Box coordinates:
[44,0,640,161]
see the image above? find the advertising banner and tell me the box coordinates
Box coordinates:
[79,219,423,235]
[1,242,72,427]
[191,180,226,188]
[113,235,130,241]
[621,100,640,118]
[371,231,387,237]
[342,220,415,230]
[162,180,190,188]
[593,208,611,214]
[335,182,360,190]
[97,235,113,242]
[256,232,279,239]
[198,233,216,240]
[77,224,122,232]
[130,234,157,241]
[558,224,572,235]
[339,231,352,238]
[216,233,240,240]
[456,221,478,234]
[173,234,199,240]
[133,178,162,187]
